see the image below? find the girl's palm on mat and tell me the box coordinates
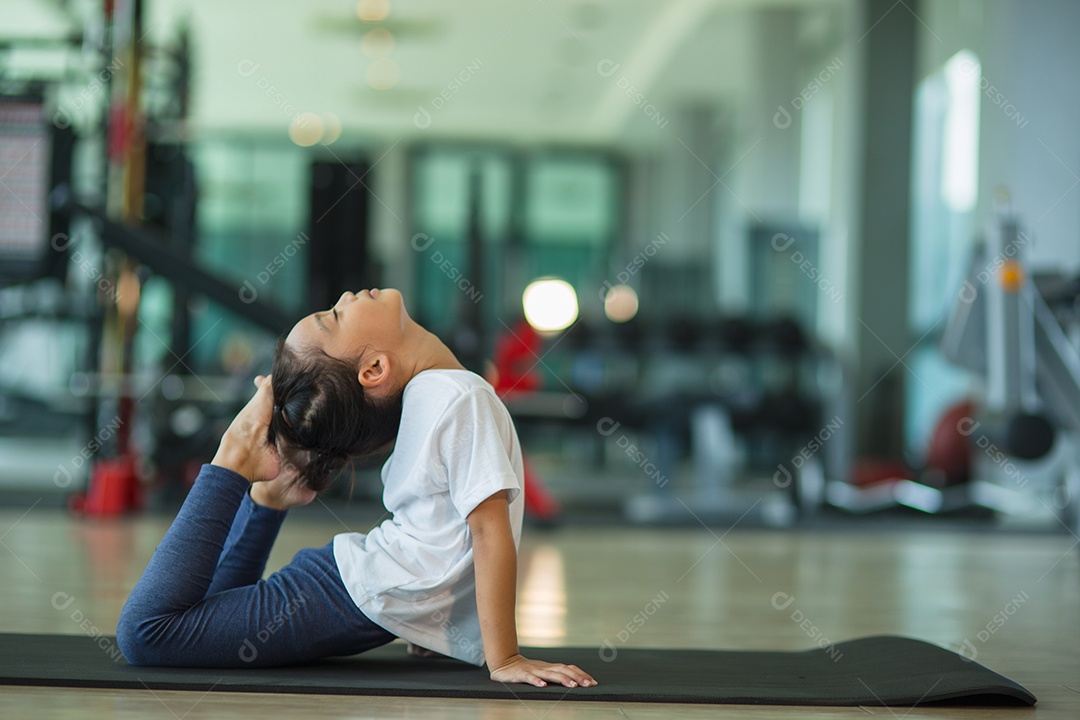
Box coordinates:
[489,654,596,688]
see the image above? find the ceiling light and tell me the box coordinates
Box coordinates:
[289,113,324,146]
[523,278,579,333]
[603,284,638,322]
[357,0,390,22]
[361,28,395,57]
[321,112,342,144]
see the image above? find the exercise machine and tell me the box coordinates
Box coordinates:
[938,209,1080,528]
[825,206,1080,528]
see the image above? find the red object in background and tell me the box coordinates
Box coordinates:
[107,102,129,163]
[490,318,561,524]
[850,399,975,490]
[850,459,911,487]
[924,399,975,486]
[491,317,542,396]
[521,453,561,524]
[69,455,142,517]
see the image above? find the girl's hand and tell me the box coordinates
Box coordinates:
[489,654,596,688]
[211,375,281,483]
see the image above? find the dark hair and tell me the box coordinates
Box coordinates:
[267,339,403,493]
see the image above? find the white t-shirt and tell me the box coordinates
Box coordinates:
[333,369,525,666]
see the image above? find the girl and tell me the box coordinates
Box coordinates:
[116,288,596,689]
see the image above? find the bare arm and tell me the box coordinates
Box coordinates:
[467,491,596,688]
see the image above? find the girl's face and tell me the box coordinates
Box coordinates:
[286,288,412,360]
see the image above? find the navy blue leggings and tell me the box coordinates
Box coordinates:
[116,464,395,668]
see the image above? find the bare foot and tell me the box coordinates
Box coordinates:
[407,642,447,659]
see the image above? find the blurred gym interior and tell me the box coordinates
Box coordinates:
[0,1,1078,718]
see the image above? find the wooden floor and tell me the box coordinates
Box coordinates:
[0,500,1077,719]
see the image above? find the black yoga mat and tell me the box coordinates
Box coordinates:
[0,633,1035,707]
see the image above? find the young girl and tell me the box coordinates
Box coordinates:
[116,288,596,689]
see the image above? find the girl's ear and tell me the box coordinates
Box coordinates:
[358,352,392,389]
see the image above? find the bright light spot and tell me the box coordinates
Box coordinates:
[321,112,342,145]
[523,278,578,333]
[603,283,638,322]
[356,0,390,22]
[289,113,324,146]
[361,28,395,58]
[366,58,400,90]
[941,50,980,213]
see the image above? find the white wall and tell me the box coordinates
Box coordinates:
[919,0,1080,272]
[984,0,1080,271]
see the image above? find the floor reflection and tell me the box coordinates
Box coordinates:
[517,544,567,645]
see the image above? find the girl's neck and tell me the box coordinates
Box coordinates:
[406,327,467,376]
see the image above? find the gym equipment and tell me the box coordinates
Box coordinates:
[0,96,73,282]
[48,194,296,510]
[54,195,293,333]
[826,400,978,514]
[937,210,1080,525]
[615,314,839,526]
[825,207,1080,525]
[1,3,319,509]
[0,633,1035,706]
